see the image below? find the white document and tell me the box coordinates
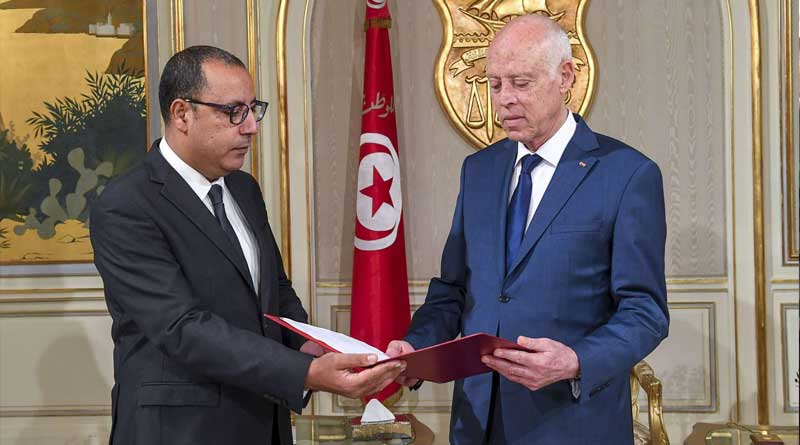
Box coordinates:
[279,317,391,361]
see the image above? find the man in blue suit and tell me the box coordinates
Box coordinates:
[387,14,669,444]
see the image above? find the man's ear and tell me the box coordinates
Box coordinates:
[558,59,575,94]
[170,99,191,133]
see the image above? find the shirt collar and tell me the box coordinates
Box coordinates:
[514,111,576,168]
[159,138,226,200]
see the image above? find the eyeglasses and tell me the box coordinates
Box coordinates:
[183,98,268,125]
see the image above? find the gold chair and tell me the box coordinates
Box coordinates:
[631,360,670,445]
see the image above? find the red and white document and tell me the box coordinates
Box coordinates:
[265,315,526,384]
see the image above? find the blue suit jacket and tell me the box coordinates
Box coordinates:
[405,115,669,445]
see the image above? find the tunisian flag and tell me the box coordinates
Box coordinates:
[350,0,410,402]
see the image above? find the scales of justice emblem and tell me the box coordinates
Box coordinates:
[433,0,596,149]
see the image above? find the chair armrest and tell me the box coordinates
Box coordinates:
[633,361,670,445]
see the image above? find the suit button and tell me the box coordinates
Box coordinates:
[498,295,510,303]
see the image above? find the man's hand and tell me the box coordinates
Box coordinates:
[481,336,580,391]
[305,353,406,399]
[299,340,326,357]
[386,340,419,387]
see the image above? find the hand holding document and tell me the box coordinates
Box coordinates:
[266,315,526,383]
[385,340,419,387]
[304,349,403,399]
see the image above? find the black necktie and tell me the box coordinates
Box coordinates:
[208,184,248,267]
[505,154,543,270]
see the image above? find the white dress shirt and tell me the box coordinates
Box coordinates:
[508,111,577,229]
[159,138,260,288]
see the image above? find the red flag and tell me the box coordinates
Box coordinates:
[350,0,410,403]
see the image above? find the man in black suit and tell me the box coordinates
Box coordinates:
[90,45,405,445]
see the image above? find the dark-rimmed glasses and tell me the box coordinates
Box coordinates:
[183,98,268,125]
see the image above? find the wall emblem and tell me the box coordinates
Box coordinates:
[433,0,596,149]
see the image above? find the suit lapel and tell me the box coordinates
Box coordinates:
[146,145,257,295]
[493,140,518,278]
[226,173,275,309]
[505,115,600,279]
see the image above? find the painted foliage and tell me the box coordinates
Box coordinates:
[0,0,146,264]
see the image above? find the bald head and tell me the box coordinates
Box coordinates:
[489,14,571,78]
[485,14,575,150]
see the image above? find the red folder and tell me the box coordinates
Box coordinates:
[389,332,526,383]
[266,314,525,384]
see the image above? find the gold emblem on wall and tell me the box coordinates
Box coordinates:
[433,0,596,149]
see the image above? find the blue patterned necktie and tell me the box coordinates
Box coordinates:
[506,154,543,270]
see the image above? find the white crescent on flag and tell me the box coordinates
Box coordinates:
[354,132,402,251]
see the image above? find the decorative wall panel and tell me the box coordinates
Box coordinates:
[780,303,798,412]
[584,0,727,278]
[0,313,113,416]
[780,0,799,264]
[182,1,249,62]
[644,302,717,412]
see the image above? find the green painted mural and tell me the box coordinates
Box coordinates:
[0,0,147,264]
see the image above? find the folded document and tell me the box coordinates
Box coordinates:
[265,314,525,383]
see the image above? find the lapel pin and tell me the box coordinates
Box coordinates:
[579,161,587,168]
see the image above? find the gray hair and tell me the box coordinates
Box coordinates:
[534,16,572,78]
[496,14,572,78]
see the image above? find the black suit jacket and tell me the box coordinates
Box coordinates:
[90,141,313,445]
